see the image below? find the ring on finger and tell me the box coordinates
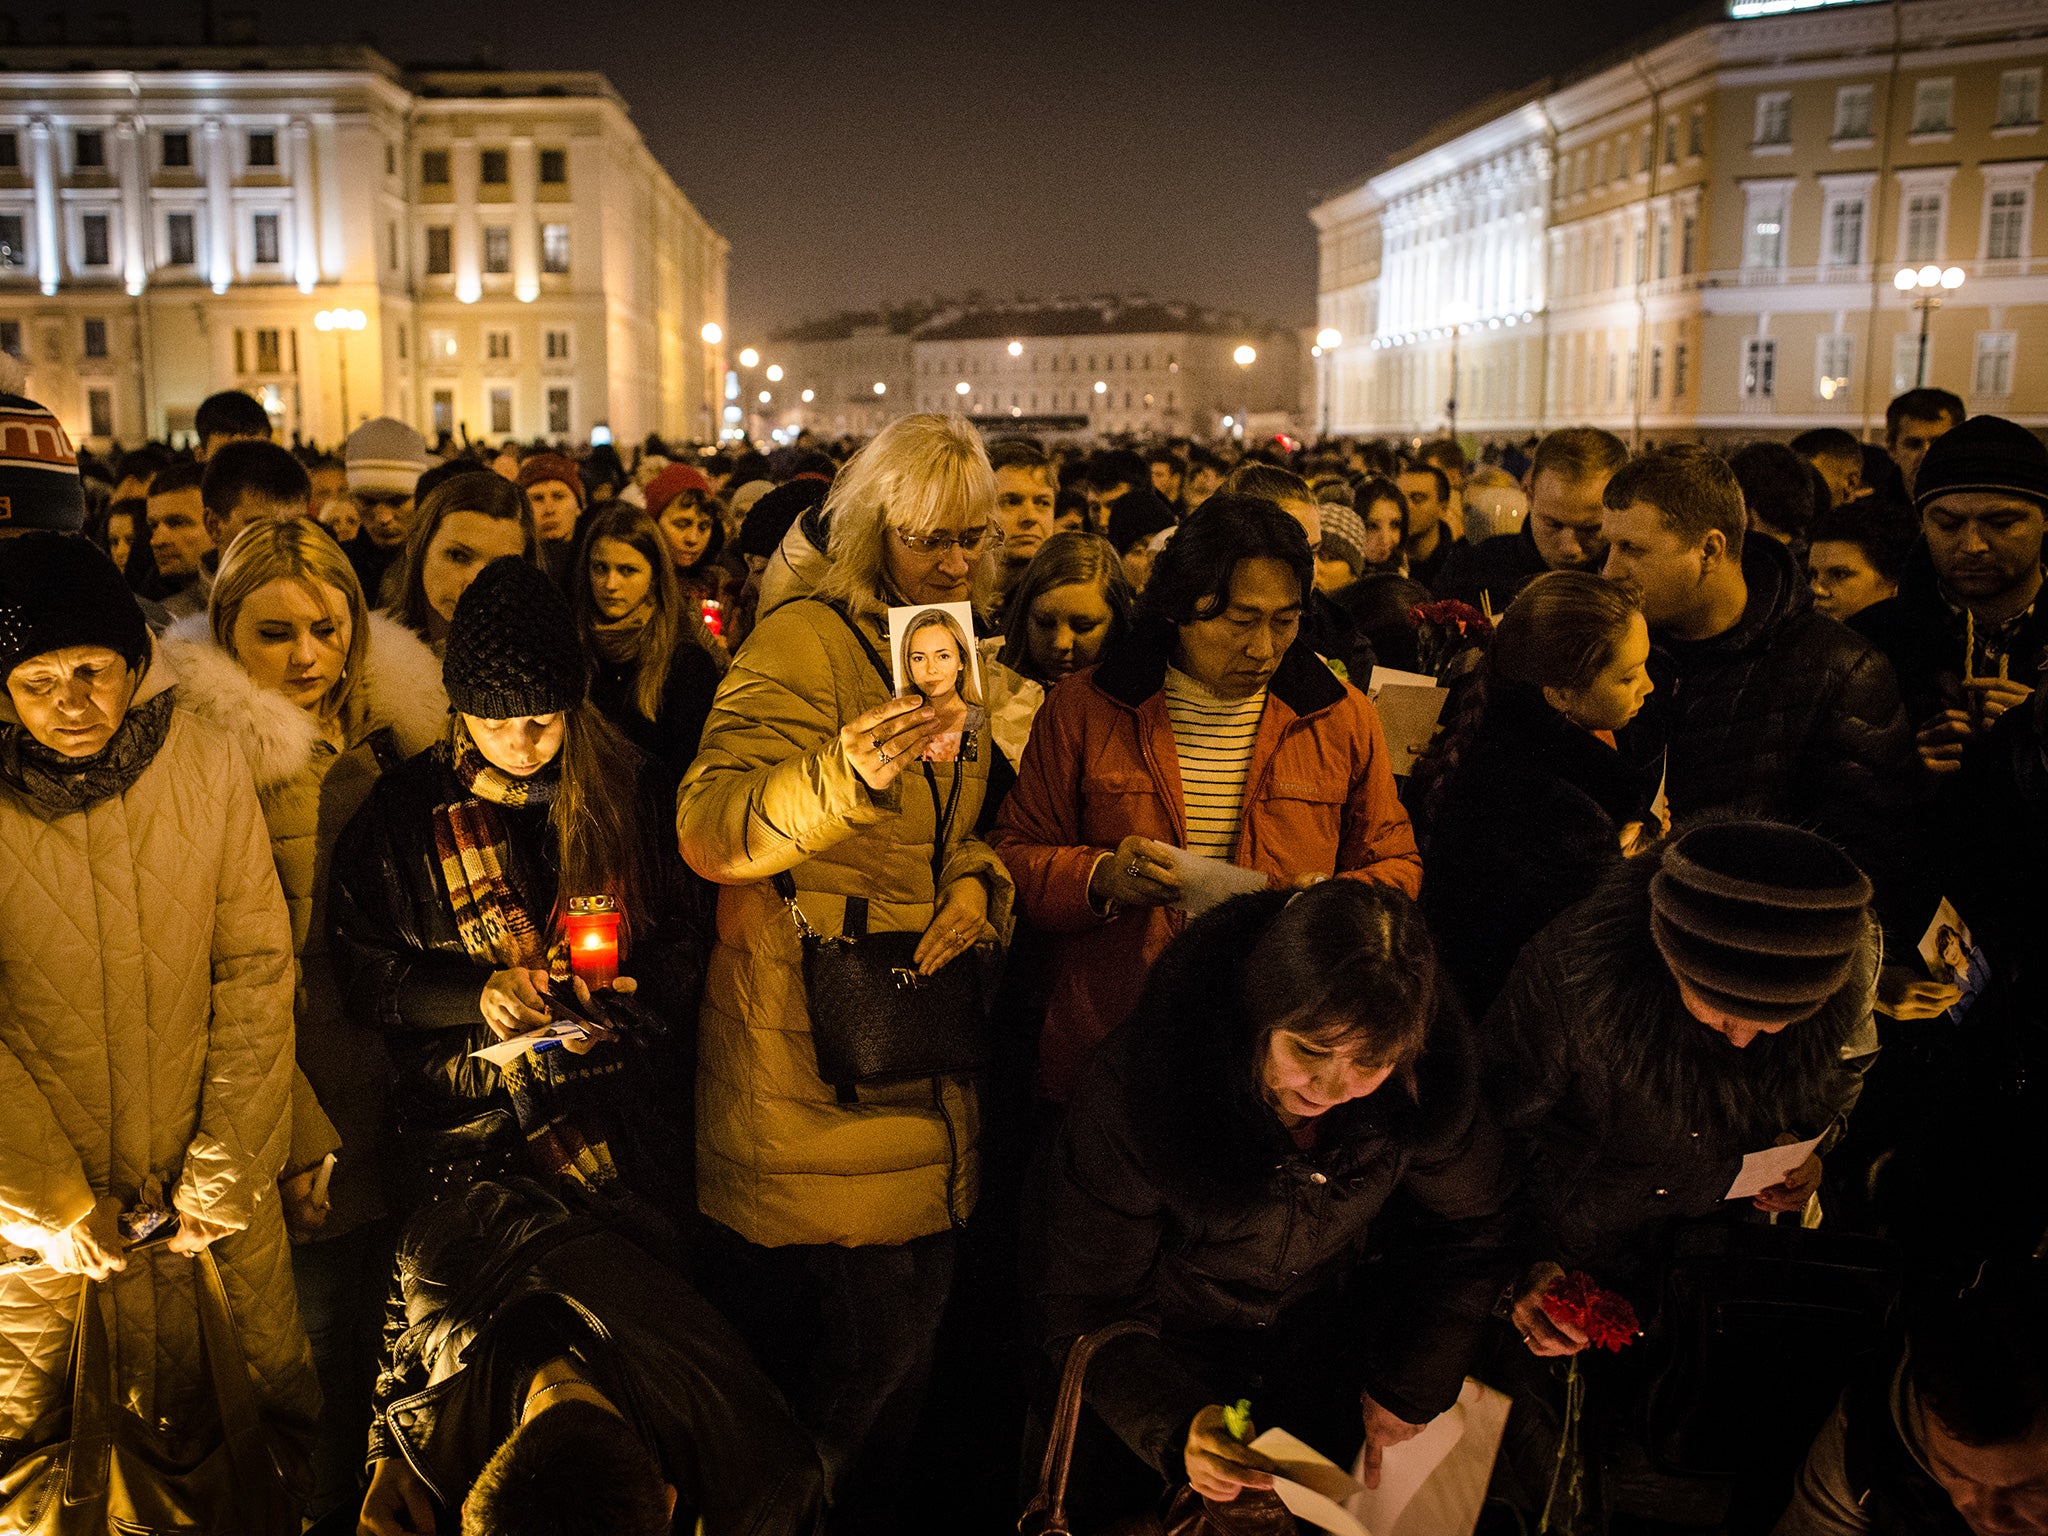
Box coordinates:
[1124,860,1143,878]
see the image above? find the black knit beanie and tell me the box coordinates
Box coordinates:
[739,478,827,560]
[0,531,150,682]
[1914,414,2048,514]
[0,396,86,532]
[443,555,587,719]
[1648,821,1871,1027]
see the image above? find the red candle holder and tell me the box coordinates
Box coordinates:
[700,598,724,639]
[563,895,620,987]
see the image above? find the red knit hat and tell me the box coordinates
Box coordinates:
[645,463,716,516]
[516,452,585,507]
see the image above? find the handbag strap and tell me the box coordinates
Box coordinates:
[192,1247,277,1493]
[1020,1319,1156,1536]
[63,1274,111,1507]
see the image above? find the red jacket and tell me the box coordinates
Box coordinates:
[989,636,1423,1103]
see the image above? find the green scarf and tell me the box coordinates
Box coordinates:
[0,692,176,813]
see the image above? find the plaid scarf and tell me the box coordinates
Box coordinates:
[430,718,619,1192]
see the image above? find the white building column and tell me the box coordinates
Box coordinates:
[453,135,480,304]
[290,118,318,293]
[29,117,59,295]
[117,115,147,296]
[510,134,538,303]
[204,117,232,293]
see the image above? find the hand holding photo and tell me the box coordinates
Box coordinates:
[1917,897,1987,1023]
[887,601,983,763]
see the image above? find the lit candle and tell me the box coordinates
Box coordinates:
[563,895,620,987]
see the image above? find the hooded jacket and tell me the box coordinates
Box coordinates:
[163,611,448,1237]
[368,1179,824,1536]
[1621,535,1919,894]
[0,654,318,1459]
[989,631,1422,1103]
[1776,1355,1973,1536]
[1481,846,1881,1291]
[1039,891,1511,1474]
[1423,682,1654,1018]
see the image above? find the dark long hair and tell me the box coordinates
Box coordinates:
[574,503,690,723]
[551,702,653,956]
[1131,492,1311,648]
[996,531,1133,682]
[394,471,541,641]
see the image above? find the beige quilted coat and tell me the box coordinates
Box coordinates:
[677,597,1014,1249]
[0,658,319,1454]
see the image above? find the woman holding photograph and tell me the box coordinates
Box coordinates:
[898,606,982,763]
[677,414,1013,1533]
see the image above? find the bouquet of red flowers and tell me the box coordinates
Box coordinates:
[1408,599,1493,681]
[1539,1271,1642,1353]
[1536,1272,1641,1533]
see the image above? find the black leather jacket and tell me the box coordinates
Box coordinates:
[369,1179,825,1536]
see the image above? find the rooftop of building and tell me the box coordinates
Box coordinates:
[773,296,1284,345]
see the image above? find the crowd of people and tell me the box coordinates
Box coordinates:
[0,376,2042,1536]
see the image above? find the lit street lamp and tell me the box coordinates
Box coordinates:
[700,322,723,345]
[1314,328,1342,439]
[738,347,760,369]
[1894,265,1965,389]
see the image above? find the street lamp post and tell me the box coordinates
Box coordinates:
[1314,328,1341,441]
[1894,265,1966,388]
[312,308,367,440]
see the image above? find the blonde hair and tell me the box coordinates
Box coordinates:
[210,518,370,725]
[811,414,998,619]
[897,608,983,708]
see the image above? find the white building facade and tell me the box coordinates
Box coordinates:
[0,45,726,451]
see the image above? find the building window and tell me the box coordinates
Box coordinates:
[1639,129,1653,175]
[1681,212,1698,275]
[427,328,457,362]
[1663,118,1678,166]
[480,149,509,185]
[1742,337,1777,400]
[1688,108,1705,157]
[75,130,105,169]
[82,318,107,359]
[397,327,407,360]
[1753,92,1792,148]
[87,388,111,438]
[1744,188,1788,269]
[486,330,512,361]
[1832,86,1874,142]
[161,130,191,168]
[545,329,571,360]
[541,223,570,274]
[483,226,511,274]
[426,225,452,275]
[1975,332,2017,397]
[421,150,450,185]
[0,213,25,267]
[252,212,280,265]
[387,220,398,271]
[385,142,396,176]
[247,130,277,168]
[547,387,571,436]
[1826,195,1866,268]
[1905,193,1943,262]
[81,212,110,267]
[539,149,567,185]
[1997,69,2042,129]
[253,329,282,373]
[0,133,17,169]
[432,390,454,438]
[1988,188,2029,260]
[1912,79,1954,135]
[489,387,513,436]
[167,212,195,266]
[1656,220,1671,280]
[1649,345,1664,399]
[0,321,20,355]
[1817,333,1854,401]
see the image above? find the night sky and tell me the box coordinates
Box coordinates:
[49,0,1708,341]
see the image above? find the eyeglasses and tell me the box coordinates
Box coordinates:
[893,525,994,556]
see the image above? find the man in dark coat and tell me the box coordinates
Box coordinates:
[1850,414,2048,779]
[355,1179,824,1536]
[1435,427,1627,612]
[1600,445,1921,896]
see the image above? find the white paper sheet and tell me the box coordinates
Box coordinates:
[1724,1134,1823,1201]
[1372,685,1449,776]
[469,1022,590,1068]
[1160,843,1270,917]
[1248,1428,1369,1536]
[1346,1378,1511,1536]
[1367,665,1441,695]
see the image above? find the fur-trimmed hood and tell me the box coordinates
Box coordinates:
[1548,834,1880,1144]
[161,610,448,791]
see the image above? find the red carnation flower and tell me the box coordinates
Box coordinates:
[1540,1271,1642,1353]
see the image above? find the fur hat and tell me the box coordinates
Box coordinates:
[443,556,586,719]
[1649,821,1871,1026]
[0,396,85,532]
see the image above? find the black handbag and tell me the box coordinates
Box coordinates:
[1642,1219,1899,1480]
[775,600,992,1102]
